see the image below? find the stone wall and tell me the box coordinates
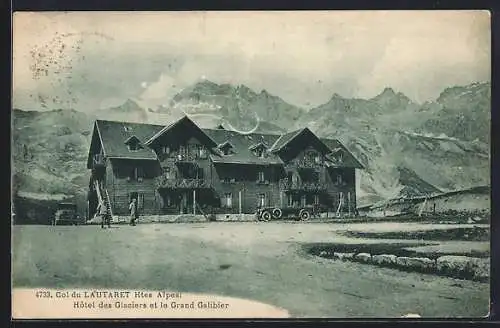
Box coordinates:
[320,250,489,282]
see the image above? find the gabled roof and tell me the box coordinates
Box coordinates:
[320,138,364,169]
[218,140,235,149]
[124,135,142,145]
[269,128,303,152]
[204,128,283,165]
[217,141,237,154]
[92,120,161,160]
[144,115,217,148]
[248,142,268,151]
[87,118,364,169]
[270,127,331,154]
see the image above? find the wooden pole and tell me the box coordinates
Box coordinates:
[239,190,242,214]
[193,189,196,215]
[347,192,351,217]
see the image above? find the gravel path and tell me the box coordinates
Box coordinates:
[12,222,490,318]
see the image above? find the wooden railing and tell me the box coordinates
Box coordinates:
[156,176,212,189]
[280,180,327,191]
[294,157,324,168]
[174,152,198,162]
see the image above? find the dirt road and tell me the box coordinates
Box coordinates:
[12,222,489,318]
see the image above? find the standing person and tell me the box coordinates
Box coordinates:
[129,198,138,226]
[99,201,110,229]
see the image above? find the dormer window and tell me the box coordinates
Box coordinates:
[218,141,234,156]
[162,146,170,155]
[249,142,267,158]
[124,135,143,152]
[330,148,344,162]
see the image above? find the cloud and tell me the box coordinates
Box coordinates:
[12,11,491,111]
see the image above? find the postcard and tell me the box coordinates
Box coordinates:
[11,10,491,319]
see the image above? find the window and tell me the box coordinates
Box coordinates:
[130,167,144,181]
[254,147,265,158]
[198,145,207,159]
[219,142,234,156]
[314,194,320,205]
[162,146,170,155]
[223,193,233,208]
[138,193,144,210]
[128,143,138,151]
[257,171,265,183]
[336,174,343,185]
[258,193,266,207]
[129,192,144,210]
[196,168,204,179]
[301,195,307,207]
[315,155,322,164]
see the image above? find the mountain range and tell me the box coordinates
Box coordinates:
[11,80,490,208]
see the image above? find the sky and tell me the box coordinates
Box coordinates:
[12,11,491,111]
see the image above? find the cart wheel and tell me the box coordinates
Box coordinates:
[300,210,310,221]
[261,210,272,222]
[272,208,282,219]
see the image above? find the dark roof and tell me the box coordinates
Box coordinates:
[124,135,141,145]
[90,116,363,168]
[144,115,217,148]
[217,140,236,150]
[269,128,303,152]
[269,127,331,154]
[320,138,364,169]
[204,128,283,165]
[95,120,161,160]
[248,142,268,151]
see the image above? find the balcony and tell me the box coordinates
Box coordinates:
[174,152,197,163]
[156,176,212,189]
[295,158,324,169]
[280,180,327,192]
[93,154,105,167]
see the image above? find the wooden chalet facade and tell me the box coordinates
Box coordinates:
[86,116,363,219]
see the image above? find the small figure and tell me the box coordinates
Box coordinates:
[99,201,111,229]
[129,198,138,226]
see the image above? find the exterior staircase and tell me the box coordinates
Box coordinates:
[94,180,115,222]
